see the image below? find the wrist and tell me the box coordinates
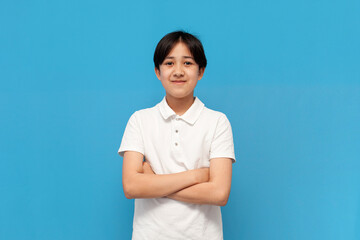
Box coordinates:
[191,169,201,184]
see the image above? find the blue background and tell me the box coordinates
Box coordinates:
[1,0,359,239]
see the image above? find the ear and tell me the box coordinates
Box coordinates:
[198,67,205,80]
[155,67,161,80]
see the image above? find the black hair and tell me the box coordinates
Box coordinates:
[153,31,207,71]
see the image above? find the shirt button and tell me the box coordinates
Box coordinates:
[175,130,178,133]
[176,118,180,121]
[175,142,178,146]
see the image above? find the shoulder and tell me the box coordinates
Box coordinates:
[195,106,232,134]
[202,106,230,124]
[130,104,159,119]
[127,104,160,127]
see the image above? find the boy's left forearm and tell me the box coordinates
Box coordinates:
[166,182,230,206]
[166,158,233,206]
[143,157,232,206]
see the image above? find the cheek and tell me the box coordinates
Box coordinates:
[159,69,171,79]
[187,70,200,79]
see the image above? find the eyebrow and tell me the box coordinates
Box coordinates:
[165,56,194,59]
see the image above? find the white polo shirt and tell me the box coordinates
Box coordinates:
[118,96,235,240]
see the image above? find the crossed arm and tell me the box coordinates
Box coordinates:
[122,151,233,206]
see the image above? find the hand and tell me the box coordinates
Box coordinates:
[142,161,155,175]
[194,167,210,184]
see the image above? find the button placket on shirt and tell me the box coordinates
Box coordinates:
[173,116,181,149]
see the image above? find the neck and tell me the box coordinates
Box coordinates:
[165,94,195,116]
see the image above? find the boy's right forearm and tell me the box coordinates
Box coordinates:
[123,168,207,199]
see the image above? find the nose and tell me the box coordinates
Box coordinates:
[173,64,184,77]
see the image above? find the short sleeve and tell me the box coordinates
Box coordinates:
[209,114,236,162]
[118,111,145,157]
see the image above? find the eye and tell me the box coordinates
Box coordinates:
[184,61,193,65]
[164,61,173,66]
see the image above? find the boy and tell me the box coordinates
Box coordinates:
[118,31,235,240]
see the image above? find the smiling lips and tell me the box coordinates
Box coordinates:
[171,80,186,84]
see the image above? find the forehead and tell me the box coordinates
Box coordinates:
[166,42,192,57]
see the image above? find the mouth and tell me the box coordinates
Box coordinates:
[171,80,186,84]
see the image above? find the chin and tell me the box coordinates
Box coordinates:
[167,92,193,99]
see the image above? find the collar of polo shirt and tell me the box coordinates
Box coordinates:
[158,96,205,125]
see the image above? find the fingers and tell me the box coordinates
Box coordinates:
[142,161,155,174]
